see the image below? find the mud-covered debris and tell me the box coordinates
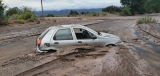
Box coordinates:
[80,53,106,59]
[75,47,95,53]
[119,46,127,49]
[115,52,120,54]
[1,54,38,67]
[56,45,96,56]
[100,50,109,52]
[132,38,139,42]
[60,58,75,62]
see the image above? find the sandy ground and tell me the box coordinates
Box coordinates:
[0,16,160,76]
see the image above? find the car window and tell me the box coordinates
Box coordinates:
[54,28,73,40]
[39,29,51,39]
[87,31,96,38]
[74,28,96,39]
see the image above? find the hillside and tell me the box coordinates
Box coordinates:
[35,8,102,16]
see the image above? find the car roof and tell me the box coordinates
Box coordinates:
[49,24,85,29]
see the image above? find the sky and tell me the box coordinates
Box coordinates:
[4,0,121,11]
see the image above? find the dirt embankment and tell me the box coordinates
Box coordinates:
[136,23,160,46]
[133,23,160,75]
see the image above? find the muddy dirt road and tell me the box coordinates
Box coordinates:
[0,19,101,66]
[88,17,160,75]
[0,16,160,76]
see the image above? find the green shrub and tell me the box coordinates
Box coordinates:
[92,13,97,16]
[91,12,98,16]
[23,11,33,20]
[100,12,107,16]
[6,6,37,23]
[16,14,23,20]
[85,12,99,16]
[28,16,35,22]
[47,14,54,17]
[9,14,18,19]
[16,19,25,24]
[0,17,8,25]
[20,6,34,13]
[137,17,157,24]
[16,11,36,21]
[28,18,34,22]
[120,6,132,16]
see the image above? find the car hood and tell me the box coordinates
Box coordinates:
[100,32,120,39]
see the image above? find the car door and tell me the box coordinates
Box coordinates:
[50,28,76,49]
[73,28,99,45]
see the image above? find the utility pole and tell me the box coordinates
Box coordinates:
[41,0,44,19]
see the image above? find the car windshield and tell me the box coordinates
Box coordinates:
[84,26,102,35]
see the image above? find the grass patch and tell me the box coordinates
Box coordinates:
[99,12,108,16]
[137,17,157,24]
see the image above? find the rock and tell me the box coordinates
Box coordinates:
[36,20,40,24]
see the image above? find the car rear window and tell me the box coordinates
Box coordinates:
[39,29,51,39]
[53,28,73,40]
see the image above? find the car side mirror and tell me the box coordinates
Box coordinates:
[92,36,97,39]
[98,31,101,35]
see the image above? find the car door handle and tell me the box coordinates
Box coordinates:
[78,41,82,43]
[54,42,59,44]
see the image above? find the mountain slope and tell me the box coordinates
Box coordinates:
[35,8,102,16]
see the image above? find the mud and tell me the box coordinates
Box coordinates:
[16,45,155,76]
[0,16,160,76]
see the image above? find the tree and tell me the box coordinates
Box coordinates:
[81,12,85,15]
[0,0,7,24]
[102,5,121,13]
[6,7,21,16]
[120,6,132,16]
[120,0,146,14]
[144,0,160,13]
[69,10,79,17]
[74,10,79,15]
[20,6,34,13]
[0,0,6,18]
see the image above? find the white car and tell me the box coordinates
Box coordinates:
[35,24,122,52]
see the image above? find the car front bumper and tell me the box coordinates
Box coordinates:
[116,40,124,45]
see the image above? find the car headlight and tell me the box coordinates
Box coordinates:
[117,40,123,44]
